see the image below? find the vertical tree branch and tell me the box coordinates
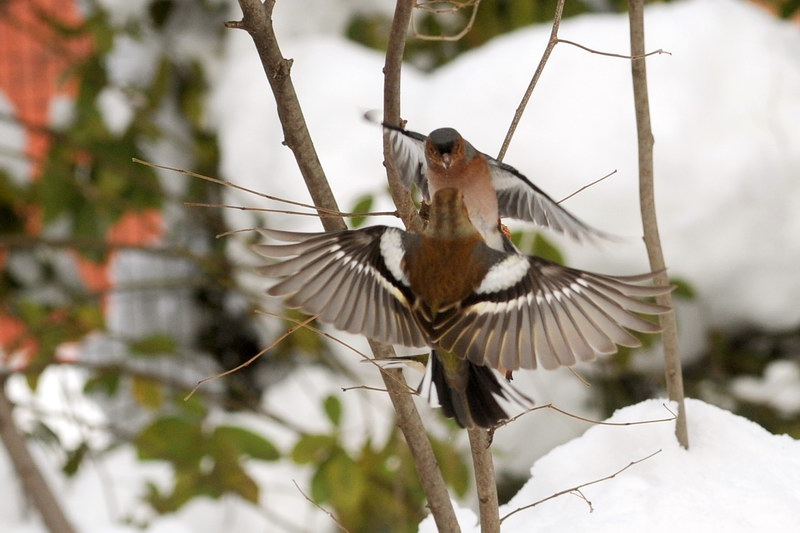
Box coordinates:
[0,378,78,533]
[628,0,689,449]
[229,1,460,529]
[229,0,345,233]
[383,0,424,233]
[467,428,500,533]
[381,1,460,531]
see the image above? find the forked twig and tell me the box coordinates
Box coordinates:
[498,0,669,160]
[184,314,317,400]
[255,310,418,395]
[500,449,662,523]
[494,402,676,430]
[412,0,482,42]
[292,480,354,533]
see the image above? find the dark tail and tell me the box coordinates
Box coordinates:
[430,349,513,429]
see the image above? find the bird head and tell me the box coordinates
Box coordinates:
[426,127,472,170]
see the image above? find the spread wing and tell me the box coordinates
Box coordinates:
[254,227,429,348]
[488,159,615,243]
[380,122,430,200]
[374,116,613,243]
[433,252,672,371]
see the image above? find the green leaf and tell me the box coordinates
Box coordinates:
[130,334,177,356]
[314,451,366,519]
[531,233,564,264]
[670,277,696,299]
[83,371,120,396]
[135,416,204,467]
[131,376,163,409]
[212,459,259,503]
[291,434,337,464]
[323,395,342,428]
[212,426,280,461]
[63,442,89,477]
[349,194,374,228]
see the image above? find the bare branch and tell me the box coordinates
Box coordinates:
[468,427,500,533]
[133,158,344,218]
[501,449,662,523]
[184,202,399,220]
[412,0,482,42]
[0,378,78,533]
[628,0,689,449]
[185,315,316,399]
[495,402,676,430]
[557,39,671,59]
[557,169,617,204]
[381,1,461,530]
[292,480,354,533]
[497,0,565,161]
[228,3,459,530]
[256,309,418,395]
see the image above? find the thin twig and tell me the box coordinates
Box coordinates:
[497,0,565,161]
[292,480,354,533]
[500,449,662,523]
[184,201,398,219]
[412,0,482,42]
[557,170,617,204]
[184,315,316,400]
[255,309,418,395]
[494,402,676,430]
[628,0,689,449]
[557,39,671,59]
[133,158,345,217]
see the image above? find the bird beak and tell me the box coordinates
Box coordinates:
[441,153,452,168]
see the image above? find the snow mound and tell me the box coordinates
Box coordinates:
[420,398,800,532]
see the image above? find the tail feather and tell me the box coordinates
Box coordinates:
[430,349,529,428]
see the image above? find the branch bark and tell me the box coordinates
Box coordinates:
[0,378,78,533]
[467,428,499,533]
[628,0,689,449]
[383,1,424,233]
[229,1,459,529]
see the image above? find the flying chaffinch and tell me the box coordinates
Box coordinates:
[373,115,612,250]
[254,188,671,428]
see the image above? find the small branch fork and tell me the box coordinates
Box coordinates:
[501,449,662,523]
[497,0,669,161]
[412,0,482,42]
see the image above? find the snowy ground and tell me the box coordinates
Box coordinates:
[420,399,800,533]
[2,0,800,531]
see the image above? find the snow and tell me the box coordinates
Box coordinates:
[3,0,800,532]
[419,399,800,532]
[731,360,800,417]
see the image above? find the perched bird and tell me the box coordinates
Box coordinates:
[254,188,671,428]
[372,115,612,250]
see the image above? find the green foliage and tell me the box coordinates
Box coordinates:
[291,396,470,532]
[135,415,280,513]
[510,229,564,264]
[349,193,374,228]
[130,334,178,356]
